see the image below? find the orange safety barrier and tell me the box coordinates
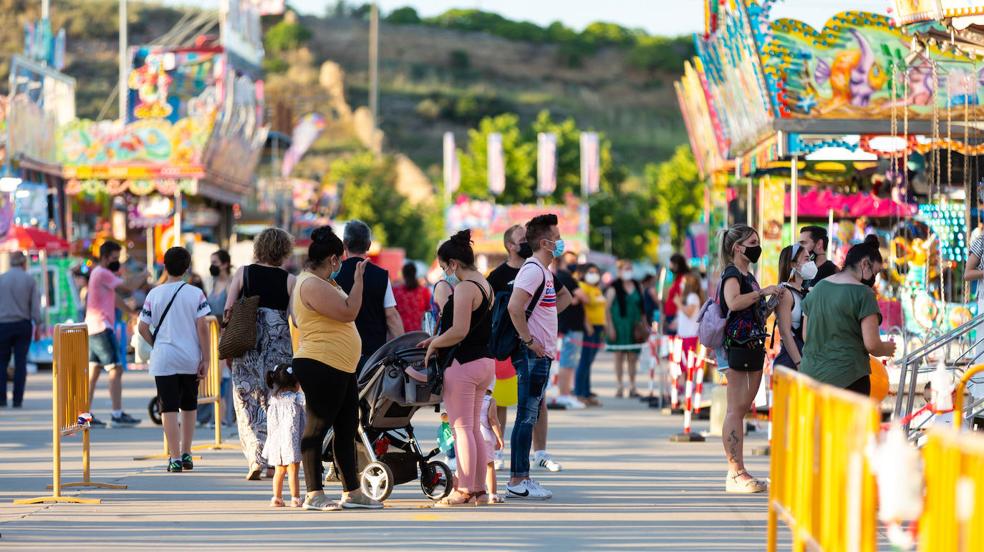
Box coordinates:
[953,363,984,431]
[14,324,127,505]
[134,316,236,460]
[767,367,879,552]
[918,428,984,551]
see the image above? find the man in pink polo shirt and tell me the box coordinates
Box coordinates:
[86,241,144,427]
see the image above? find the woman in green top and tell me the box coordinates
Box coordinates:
[606,259,645,398]
[801,235,896,395]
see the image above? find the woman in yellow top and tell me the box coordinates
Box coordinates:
[292,226,382,512]
[575,263,608,406]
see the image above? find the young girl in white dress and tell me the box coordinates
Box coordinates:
[263,364,305,507]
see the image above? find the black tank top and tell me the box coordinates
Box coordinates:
[244,264,290,311]
[440,280,492,364]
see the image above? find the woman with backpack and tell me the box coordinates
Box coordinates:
[717,224,783,493]
[773,244,813,371]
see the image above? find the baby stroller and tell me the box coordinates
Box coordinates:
[322,332,453,501]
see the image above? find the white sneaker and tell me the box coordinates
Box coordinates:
[533,451,563,472]
[527,478,553,499]
[506,478,552,500]
[493,450,504,471]
[557,395,586,410]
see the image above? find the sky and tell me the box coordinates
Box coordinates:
[162,0,894,36]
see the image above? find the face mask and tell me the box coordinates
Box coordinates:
[107,260,121,272]
[329,258,341,280]
[444,265,460,286]
[585,272,601,285]
[809,252,817,262]
[742,245,762,264]
[518,242,533,259]
[797,261,818,281]
[550,239,566,258]
[861,275,876,287]
[621,270,634,281]
[209,265,221,277]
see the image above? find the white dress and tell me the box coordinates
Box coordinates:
[262,390,305,466]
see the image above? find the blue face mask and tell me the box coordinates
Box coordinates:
[329,259,341,280]
[551,239,566,258]
[444,265,460,286]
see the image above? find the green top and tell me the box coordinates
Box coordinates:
[800,279,881,388]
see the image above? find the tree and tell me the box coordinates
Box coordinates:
[646,145,703,248]
[456,113,536,204]
[264,20,311,54]
[385,7,421,25]
[331,152,442,260]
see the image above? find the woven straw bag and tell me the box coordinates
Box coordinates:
[218,266,259,359]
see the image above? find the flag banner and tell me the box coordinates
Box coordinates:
[281,113,325,178]
[537,132,557,196]
[443,132,460,196]
[580,132,600,196]
[487,132,505,196]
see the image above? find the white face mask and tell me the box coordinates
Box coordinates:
[584,272,601,285]
[620,270,634,281]
[797,260,818,281]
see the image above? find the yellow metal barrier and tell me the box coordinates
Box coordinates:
[767,367,880,552]
[134,316,237,461]
[14,324,127,505]
[953,363,984,431]
[919,428,984,551]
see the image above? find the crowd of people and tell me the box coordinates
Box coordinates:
[2,213,905,504]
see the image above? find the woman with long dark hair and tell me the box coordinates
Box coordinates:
[801,235,896,395]
[773,244,812,371]
[718,224,783,493]
[417,230,495,506]
[291,226,382,511]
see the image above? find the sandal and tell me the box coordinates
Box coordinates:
[726,471,767,494]
[615,386,624,398]
[246,463,263,481]
[270,496,285,507]
[483,493,505,504]
[468,491,488,505]
[434,491,476,508]
[290,496,303,508]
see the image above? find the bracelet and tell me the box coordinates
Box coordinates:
[522,336,534,346]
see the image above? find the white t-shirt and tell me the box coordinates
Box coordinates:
[139,282,211,377]
[676,292,701,338]
[384,280,397,308]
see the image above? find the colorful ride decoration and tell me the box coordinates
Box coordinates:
[445,194,588,256]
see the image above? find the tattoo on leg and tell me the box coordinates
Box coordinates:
[726,430,740,464]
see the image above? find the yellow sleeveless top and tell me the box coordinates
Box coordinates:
[293,271,362,373]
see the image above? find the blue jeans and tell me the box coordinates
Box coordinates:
[510,345,552,478]
[0,320,32,406]
[558,331,583,370]
[575,325,604,397]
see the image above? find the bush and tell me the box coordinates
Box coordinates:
[627,36,695,74]
[385,6,421,25]
[449,49,470,76]
[264,20,312,54]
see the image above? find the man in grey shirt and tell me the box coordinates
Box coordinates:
[0,252,43,407]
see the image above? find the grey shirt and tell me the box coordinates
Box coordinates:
[0,267,42,325]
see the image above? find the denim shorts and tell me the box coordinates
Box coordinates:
[88,329,119,367]
[558,331,583,369]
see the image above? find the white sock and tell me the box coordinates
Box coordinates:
[534,450,546,458]
[112,410,123,417]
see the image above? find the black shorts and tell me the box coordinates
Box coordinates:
[726,346,766,372]
[155,374,199,413]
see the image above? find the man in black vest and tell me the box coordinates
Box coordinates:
[336,220,405,371]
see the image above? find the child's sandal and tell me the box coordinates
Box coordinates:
[290,496,303,508]
[270,496,285,507]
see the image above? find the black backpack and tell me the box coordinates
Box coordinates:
[488,264,547,361]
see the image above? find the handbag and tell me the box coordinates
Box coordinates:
[218,266,260,360]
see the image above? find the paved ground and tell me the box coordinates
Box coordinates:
[0,354,781,550]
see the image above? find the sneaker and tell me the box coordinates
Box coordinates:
[339,492,384,509]
[303,492,341,511]
[528,478,554,498]
[89,417,107,427]
[167,459,183,473]
[110,412,140,427]
[506,479,552,500]
[533,451,563,472]
[493,451,504,471]
[557,395,586,410]
[181,453,194,471]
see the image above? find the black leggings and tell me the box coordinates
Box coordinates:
[845,375,871,397]
[293,358,360,493]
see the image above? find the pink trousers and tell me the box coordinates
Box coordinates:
[444,357,495,493]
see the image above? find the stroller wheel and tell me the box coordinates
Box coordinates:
[148,396,163,425]
[420,460,453,500]
[360,461,394,502]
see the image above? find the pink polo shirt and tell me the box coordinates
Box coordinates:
[85,266,123,335]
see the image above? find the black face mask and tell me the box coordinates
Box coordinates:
[861,275,876,287]
[743,245,762,264]
[518,242,533,259]
[107,260,121,272]
[209,265,221,277]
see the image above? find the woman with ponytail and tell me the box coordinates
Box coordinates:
[291,226,382,511]
[417,229,496,506]
[800,234,896,395]
[717,224,783,494]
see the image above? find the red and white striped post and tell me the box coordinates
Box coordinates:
[692,345,707,414]
[671,347,705,442]
[668,337,683,410]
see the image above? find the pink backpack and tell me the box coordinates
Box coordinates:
[697,286,726,349]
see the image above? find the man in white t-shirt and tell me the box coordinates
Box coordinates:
[138,247,212,473]
[505,214,572,500]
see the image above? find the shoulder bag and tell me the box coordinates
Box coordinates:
[218,266,260,360]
